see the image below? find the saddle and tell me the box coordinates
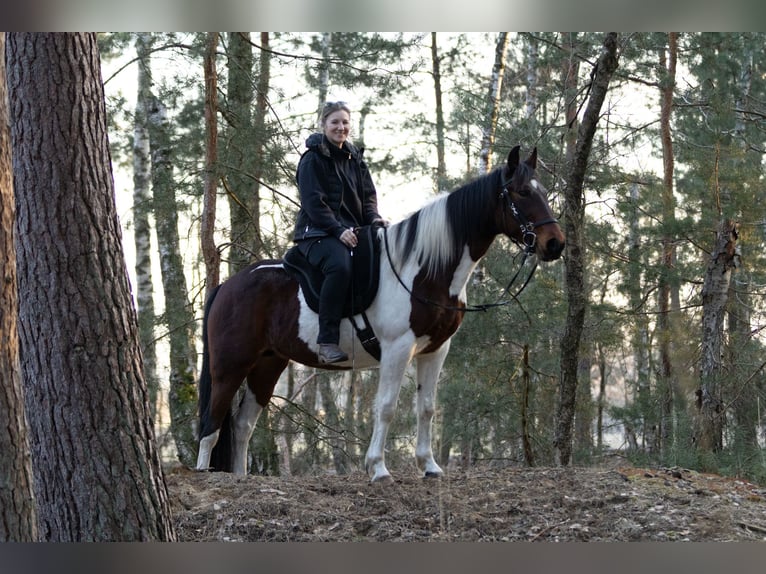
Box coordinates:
[283,225,382,360]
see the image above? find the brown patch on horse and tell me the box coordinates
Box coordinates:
[409,267,467,355]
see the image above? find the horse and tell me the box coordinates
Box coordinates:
[195,145,565,483]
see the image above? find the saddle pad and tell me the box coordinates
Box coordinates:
[283,225,381,318]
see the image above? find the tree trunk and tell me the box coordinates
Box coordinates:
[250,32,269,258]
[225,32,258,273]
[555,32,620,466]
[146,73,198,468]
[316,33,332,126]
[202,32,220,298]
[8,32,175,541]
[132,32,159,423]
[520,344,535,466]
[319,374,348,474]
[478,32,509,174]
[0,32,38,542]
[430,33,448,192]
[657,32,678,456]
[626,182,653,450]
[696,218,739,453]
[524,34,539,120]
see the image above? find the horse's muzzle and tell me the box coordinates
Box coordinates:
[540,236,565,261]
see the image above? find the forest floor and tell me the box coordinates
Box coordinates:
[165,456,766,542]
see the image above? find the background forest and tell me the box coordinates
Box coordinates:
[99,32,766,483]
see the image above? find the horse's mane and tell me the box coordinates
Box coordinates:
[387,167,507,279]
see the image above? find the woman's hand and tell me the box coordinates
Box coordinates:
[340,227,358,248]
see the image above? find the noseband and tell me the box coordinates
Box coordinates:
[500,179,559,254]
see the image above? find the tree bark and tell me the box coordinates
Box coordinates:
[0,32,38,542]
[555,32,620,466]
[478,32,509,175]
[8,32,175,541]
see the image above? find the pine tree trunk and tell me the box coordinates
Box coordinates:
[520,344,535,466]
[431,33,448,192]
[657,32,678,456]
[132,32,159,423]
[146,77,198,468]
[202,32,220,297]
[478,32,509,175]
[225,32,256,273]
[0,32,38,542]
[555,32,620,466]
[8,32,175,541]
[316,33,332,126]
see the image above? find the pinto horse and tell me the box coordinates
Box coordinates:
[196,146,565,482]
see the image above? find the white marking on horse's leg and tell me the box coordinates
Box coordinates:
[196,429,220,471]
[415,342,450,478]
[365,341,413,483]
[232,387,264,475]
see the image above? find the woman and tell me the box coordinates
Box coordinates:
[293,101,387,364]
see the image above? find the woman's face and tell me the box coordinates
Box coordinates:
[323,109,351,147]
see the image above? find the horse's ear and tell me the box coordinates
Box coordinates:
[525,147,538,169]
[507,145,521,172]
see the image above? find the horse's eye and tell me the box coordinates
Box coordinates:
[517,186,531,198]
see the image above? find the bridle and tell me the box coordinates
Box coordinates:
[383,175,558,314]
[499,177,559,256]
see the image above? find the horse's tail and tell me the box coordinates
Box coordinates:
[197,283,233,472]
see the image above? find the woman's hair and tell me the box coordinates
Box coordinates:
[320,101,351,127]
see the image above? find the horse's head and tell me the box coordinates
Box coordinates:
[496,146,565,262]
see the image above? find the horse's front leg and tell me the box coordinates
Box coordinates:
[365,340,413,483]
[415,341,450,478]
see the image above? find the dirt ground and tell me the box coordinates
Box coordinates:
[165,457,766,542]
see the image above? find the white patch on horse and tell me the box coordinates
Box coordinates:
[530,179,540,190]
[296,290,320,349]
[449,245,478,300]
[389,195,457,280]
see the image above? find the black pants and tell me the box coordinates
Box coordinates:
[298,237,352,345]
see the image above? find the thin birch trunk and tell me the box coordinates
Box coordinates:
[478,32,509,175]
[132,32,159,423]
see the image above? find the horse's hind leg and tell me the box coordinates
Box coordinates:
[415,342,450,478]
[231,355,289,475]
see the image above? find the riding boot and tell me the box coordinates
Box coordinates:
[318,343,348,364]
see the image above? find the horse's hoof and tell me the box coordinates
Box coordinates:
[423,471,443,480]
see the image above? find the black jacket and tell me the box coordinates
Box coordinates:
[293,133,381,242]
